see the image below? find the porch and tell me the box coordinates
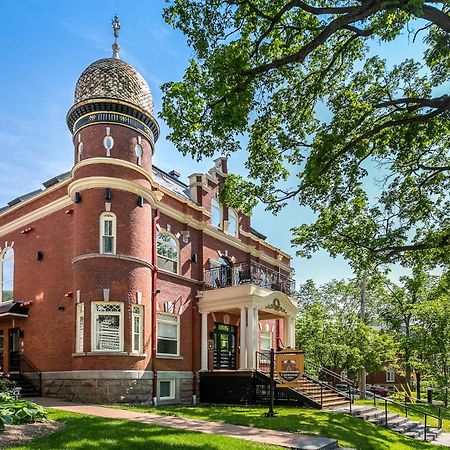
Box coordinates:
[198,283,299,372]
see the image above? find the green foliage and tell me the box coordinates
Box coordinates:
[162,0,450,269]
[0,398,48,426]
[295,278,396,373]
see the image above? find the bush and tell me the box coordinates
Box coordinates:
[0,398,47,431]
[0,376,15,394]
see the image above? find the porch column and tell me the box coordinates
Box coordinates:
[200,312,209,371]
[239,307,247,369]
[290,317,296,349]
[284,316,292,348]
[253,307,259,357]
[246,307,255,369]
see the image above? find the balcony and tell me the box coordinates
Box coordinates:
[204,261,295,296]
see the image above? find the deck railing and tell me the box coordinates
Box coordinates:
[204,262,295,296]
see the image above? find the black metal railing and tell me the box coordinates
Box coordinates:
[204,262,295,296]
[20,355,42,395]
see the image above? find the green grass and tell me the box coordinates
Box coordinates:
[112,404,447,450]
[357,399,450,431]
[5,409,277,449]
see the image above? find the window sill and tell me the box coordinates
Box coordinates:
[156,354,183,360]
[72,352,147,357]
[129,352,147,357]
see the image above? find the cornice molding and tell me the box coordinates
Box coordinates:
[0,196,72,237]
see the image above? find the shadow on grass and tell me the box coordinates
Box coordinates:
[6,411,275,450]
[123,405,445,450]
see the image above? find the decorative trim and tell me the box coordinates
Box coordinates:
[72,253,154,269]
[0,196,72,237]
[68,176,164,206]
[41,370,154,380]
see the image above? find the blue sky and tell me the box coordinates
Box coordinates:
[0,1,431,285]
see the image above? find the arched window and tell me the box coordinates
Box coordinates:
[100,212,116,254]
[211,198,222,229]
[157,232,179,274]
[228,209,238,237]
[1,248,14,302]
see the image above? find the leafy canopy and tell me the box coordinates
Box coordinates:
[161,0,450,269]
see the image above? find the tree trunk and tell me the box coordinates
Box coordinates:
[416,371,421,400]
[359,368,366,400]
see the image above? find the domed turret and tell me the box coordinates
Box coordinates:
[74,58,153,115]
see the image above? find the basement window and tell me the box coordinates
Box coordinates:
[159,379,175,400]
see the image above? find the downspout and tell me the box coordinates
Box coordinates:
[151,208,160,405]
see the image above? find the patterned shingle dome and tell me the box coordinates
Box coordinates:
[74,58,153,115]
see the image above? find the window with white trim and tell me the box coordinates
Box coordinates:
[341,369,348,382]
[157,312,180,356]
[228,209,238,237]
[211,198,222,229]
[1,248,14,302]
[156,232,178,274]
[386,368,395,383]
[100,212,116,255]
[132,305,143,353]
[159,379,175,399]
[260,331,272,353]
[76,303,84,353]
[135,143,143,166]
[77,142,83,163]
[92,302,123,352]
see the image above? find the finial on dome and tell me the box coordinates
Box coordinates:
[112,14,121,59]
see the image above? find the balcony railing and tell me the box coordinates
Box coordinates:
[204,262,295,296]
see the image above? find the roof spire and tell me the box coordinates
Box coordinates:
[112,14,121,59]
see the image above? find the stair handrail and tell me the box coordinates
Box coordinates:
[19,354,42,395]
[360,387,445,441]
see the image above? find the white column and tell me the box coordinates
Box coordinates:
[239,307,247,369]
[246,307,255,369]
[284,317,292,348]
[290,317,296,349]
[253,307,259,358]
[200,312,209,371]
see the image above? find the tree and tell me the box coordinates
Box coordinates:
[295,279,396,375]
[162,1,450,269]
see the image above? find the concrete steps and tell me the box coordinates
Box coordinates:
[333,405,444,444]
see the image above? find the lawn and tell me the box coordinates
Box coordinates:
[357,399,450,432]
[114,404,446,450]
[5,409,277,450]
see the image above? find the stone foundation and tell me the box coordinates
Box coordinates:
[41,370,195,404]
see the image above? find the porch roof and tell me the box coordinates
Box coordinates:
[0,301,29,319]
[197,284,299,319]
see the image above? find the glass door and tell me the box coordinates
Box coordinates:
[213,323,237,369]
[8,328,20,372]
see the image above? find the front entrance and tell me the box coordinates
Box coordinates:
[9,328,20,372]
[213,323,237,369]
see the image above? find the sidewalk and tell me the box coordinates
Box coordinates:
[32,397,340,450]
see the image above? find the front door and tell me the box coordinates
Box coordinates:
[8,328,20,372]
[213,323,237,369]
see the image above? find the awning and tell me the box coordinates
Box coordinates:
[0,301,30,319]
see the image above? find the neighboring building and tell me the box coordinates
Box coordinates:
[0,27,298,404]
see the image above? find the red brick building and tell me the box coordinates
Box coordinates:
[0,37,298,403]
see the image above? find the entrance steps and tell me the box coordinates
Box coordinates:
[333,405,444,444]
[8,373,41,397]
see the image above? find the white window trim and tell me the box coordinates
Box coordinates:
[386,368,395,383]
[131,305,144,354]
[75,303,84,353]
[156,312,180,357]
[159,379,176,400]
[99,212,117,255]
[227,208,239,237]
[260,331,272,352]
[91,301,124,352]
[156,231,180,275]
[211,197,222,229]
[0,247,14,303]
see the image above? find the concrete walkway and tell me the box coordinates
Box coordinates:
[32,397,340,450]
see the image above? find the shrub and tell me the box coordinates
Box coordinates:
[0,376,15,394]
[0,399,47,429]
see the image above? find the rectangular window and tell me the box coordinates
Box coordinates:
[341,369,348,382]
[103,219,114,254]
[386,369,395,383]
[159,379,175,400]
[260,331,272,352]
[157,312,180,356]
[76,303,84,353]
[132,305,143,353]
[92,302,123,352]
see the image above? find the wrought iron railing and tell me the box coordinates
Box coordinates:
[20,355,42,395]
[204,262,295,296]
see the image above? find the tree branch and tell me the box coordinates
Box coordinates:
[418,4,450,33]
